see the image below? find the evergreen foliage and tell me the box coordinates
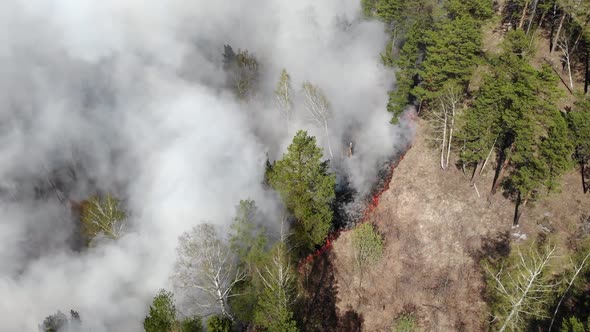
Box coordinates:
[39,310,81,332]
[180,316,203,332]
[222,45,260,100]
[39,312,68,332]
[206,315,233,332]
[561,317,590,332]
[268,130,335,250]
[144,289,177,332]
[380,0,492,122]
[387,18,430,121]
[414,15,483,101]
[458,30,572,214]
[568,96,590,192]
[228,199,268,322]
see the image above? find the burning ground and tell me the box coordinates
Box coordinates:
[321,117,590,331]
[330,120,515,331]
[0,0,415,330]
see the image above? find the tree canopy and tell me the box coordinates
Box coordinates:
[144,290,177,332]
[79,194,126,244]
[268,130,336,249]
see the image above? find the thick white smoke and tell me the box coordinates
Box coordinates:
[0,0,413,330]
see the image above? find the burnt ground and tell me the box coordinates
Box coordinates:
[328,119,590,331]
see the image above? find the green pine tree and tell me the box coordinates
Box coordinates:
[414,15,483,102]
[144,289,176,332]
[540,111,574,192]
[180,316,203,332]
[560,316,590,332]
[206,315,233,332]
[268,130,335,250]
[228,199,268,322]
[568,96,590,193]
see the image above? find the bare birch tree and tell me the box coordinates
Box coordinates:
[254,241,298,331]
[302,81,333,159]
[429,84,462,170]
[526,0,540,34]
[485,244,557,332]
[518,0,531,30]
[275,69,293,135]
[252,217,298,331]
[551,0,584,53]
[548,249,590,331]
[558,35,575,90]
[174,224,246,321]
[80,194,126,242]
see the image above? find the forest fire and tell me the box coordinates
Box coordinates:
[298,111,416,272]
[298,150,408,273]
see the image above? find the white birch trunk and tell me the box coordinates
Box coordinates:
[440,107,447,171]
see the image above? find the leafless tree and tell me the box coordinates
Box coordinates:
[558,35,575,90]
[485,245,557,332]
[302,81,333,159]
[551,0,584,53]
[80,194,126,242]
[518,0,531,30]
[548,250,590,331]
[257,241,296,310]
[429,84,461,170]
[275,69,294,135]
[174,224,246,321]
[526,0,540,34]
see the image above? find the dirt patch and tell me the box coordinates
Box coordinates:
[329,119,589,331]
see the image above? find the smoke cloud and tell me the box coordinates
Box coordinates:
[0,0,413,330]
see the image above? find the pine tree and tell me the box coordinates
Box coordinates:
[445,0,494,20]
[561,317,590,332]
[222,46,259,100]
[458,30,567,225]
[206,315,232,332]
[144,289,176,332]
[39,312,67,332]
[539,111,574,192]
[230,200,267,267]
[269,130,335,249]
[179,316,203,332]
[457,74,502,172]
[387,18,431,122]
[568,96,590,193]
[414,15,483,102]
[228,199,268,322]
[39,310,81,332]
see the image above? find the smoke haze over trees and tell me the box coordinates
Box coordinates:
[0,0,413,330]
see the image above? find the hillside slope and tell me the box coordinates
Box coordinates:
[331,119,590,331]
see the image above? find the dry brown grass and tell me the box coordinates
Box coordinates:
[330,120,590,331]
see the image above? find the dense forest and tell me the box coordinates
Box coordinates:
[363,0,590,331]
[2,0,590,331]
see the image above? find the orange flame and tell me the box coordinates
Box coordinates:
[297,152,408,273]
